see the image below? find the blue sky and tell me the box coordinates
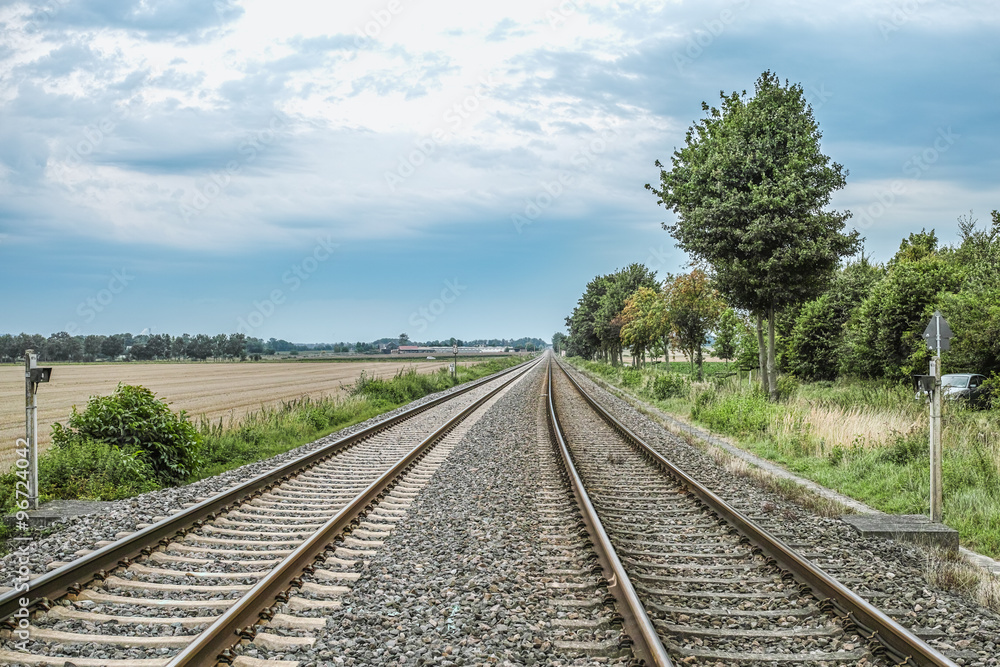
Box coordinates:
[1,0,997,343]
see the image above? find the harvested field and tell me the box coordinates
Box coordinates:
[0,359,473,470]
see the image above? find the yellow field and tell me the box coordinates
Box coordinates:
[0,359,468,470]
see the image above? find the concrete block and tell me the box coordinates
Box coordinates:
[841,514,959,551]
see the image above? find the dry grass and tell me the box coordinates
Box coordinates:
[0,359,471,470]
[772,404,922,457]
[924,547,1000,613]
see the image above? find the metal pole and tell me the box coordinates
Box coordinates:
[929,356,943,523]
[24,350,39,510]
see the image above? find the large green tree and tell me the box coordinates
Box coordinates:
[648,71,860,398]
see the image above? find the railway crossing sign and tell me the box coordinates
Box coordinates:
[922,311,953,354]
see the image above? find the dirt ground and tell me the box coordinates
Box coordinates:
[0,359,468,470]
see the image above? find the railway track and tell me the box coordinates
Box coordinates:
[0,357,540,667]
[545,356,962,666]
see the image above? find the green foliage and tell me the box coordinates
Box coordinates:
[649,373,688,400]
[648,70,859,318]
[52,384,202,485]
[690,388,775,436]
[38,439,161,500]
[620,367,642,388]
[775,374,800,401]
[713,308,740,365]
[662,269,723,378]
[565,264,658,364]
[842,254,964,380]
[785,294,838,380]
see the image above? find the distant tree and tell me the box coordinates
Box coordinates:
[662,270,724,378]
[100,334,127,359]
[785,259,882,381]
[44,332,82,361]
[648,71,860,398]
[551,332,566,353]
[225,333,247,360]
[146,333,171,359]
[399,333,410,346]
[211,334,227,360]
[188,334,214,360]
[171,335,189,359]
[0,334,14,361]
[620,286,665,366]
[83,335,106,359]
[713,308,740,369]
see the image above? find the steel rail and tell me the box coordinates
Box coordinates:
[0,356,538,623]
[168,356,538,666]
[555,359,958,667]
[545,359,674,667]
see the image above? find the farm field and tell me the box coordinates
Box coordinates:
[0,358,473,470]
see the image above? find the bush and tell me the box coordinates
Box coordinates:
[649,373,688,400]
[620,368,642,388]
[51,383,202,485]
[776,375,800,401]
[39,438,160,500]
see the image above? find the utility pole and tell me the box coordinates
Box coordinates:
[922,311,952,523]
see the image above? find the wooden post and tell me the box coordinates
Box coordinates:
[929,356,943,523]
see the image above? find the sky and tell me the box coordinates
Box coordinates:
[1,0,997,344]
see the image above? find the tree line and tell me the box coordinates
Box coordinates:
[1,332,550,363]
[561,71,999,396]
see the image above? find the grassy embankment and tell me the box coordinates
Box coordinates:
[565,357,1000,561]
[0,356,526,522]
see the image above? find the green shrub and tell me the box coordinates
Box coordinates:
[620,368,642,388]
[649,373,688,400]
[39,438,160,500]
[51,383,202,485]
[691,389,774,436]
[776,375,800,401]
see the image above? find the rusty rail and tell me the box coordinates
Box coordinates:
[168,358,536,665]
[554,358,958,667]
[0,356,538,624]
[546,359,674,667]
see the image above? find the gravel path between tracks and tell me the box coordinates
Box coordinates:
[561,362,1000,666]
[0,370,519,589]
[244,361,628,666]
